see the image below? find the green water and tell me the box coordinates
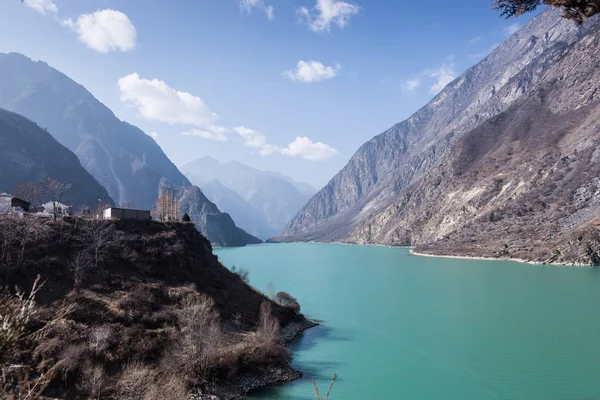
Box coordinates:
[214,243,600,400]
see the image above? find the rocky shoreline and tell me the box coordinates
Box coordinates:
[192,318,319,400]
[409,249,591,267]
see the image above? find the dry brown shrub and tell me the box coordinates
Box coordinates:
[142,374,189,400]
[174,294,222,377]
[80,363,107,399]
[55,343,86,380]
[89,325,113,355]
[116,359,156,400]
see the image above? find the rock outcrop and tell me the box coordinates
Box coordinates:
[160,179,262,247]
[280,9,595,243]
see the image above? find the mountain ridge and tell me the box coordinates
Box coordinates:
[0,53,259,247]
[280,9,597,244]
[0,108,114,208]
[358,21,600,263]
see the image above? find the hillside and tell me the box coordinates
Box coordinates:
[280,9,595,243]
[0,53,185,209]
[181,157,314,238]
[0,53,261,247]
[0,217,312,399]
[0,108,113,208]
[355,21,600,264]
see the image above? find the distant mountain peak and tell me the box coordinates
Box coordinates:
[181,157,316,238]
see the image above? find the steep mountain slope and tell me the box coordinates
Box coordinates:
[181,157,313,234]
[0,52,186,209]
[160,179,262,247]
[202,180,278,239]
[0,108,113,208]
[281,9,595,242]
[0,53,259,246]
[353,22,600,264]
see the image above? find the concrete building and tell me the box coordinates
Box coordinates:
[103,207,151,221]
[0,193,31,212]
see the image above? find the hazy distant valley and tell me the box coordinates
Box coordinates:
[181,156,316,239]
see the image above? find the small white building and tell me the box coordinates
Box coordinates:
[41,201,71,215]
[103,207,151,221]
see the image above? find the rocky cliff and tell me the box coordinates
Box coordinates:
[0,108,113,208]
[360,21,600,264]
[280,9,595,243]
[160,179,262,247]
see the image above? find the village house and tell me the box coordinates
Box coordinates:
[102,207,151,221]
[41,201,72,216]
[0,193,31,213]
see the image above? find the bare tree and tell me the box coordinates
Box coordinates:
[82,364,106,400]
[152,193,169,222]
[493,0,600,24]
[13,182,43,207]
[0,216,49,276]
[43,178,72,220]
[68,251,93,291]
[153,188,179,221]
[256,301,281,347]
[82,220,115,268]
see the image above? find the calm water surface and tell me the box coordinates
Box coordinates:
[215,243,600,400]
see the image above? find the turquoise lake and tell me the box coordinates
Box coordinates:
[214,243,600,400]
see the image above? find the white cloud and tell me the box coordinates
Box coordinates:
[63,10,137,53]
[22,1,136,54]
[265,6,275,20]
[232,127,337,161]
[429,61,456,95]
[298,0,360,32]
[403,78,420,91]
[259,144,282,156]
[280,137,338,161]
[149,132,159,139]
[238,0,275,20]
[118,73,219,127]
[182,129,228,142]
[503,23,521,36]
[284,60,340,83]
[234,126,267,148]
[23,0,57,15]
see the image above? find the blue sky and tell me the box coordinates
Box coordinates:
[0,0,535,187]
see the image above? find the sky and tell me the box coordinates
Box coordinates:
[0,0,535,188]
